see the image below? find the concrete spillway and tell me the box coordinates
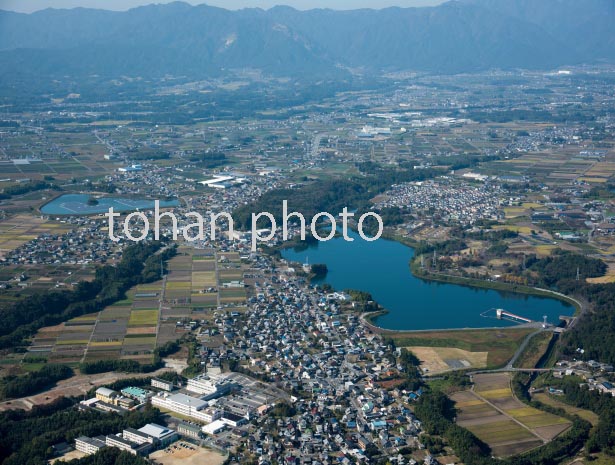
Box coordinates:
[496,308,533,324]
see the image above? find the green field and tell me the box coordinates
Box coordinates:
[532,393,599,426]
[128,309,159,327]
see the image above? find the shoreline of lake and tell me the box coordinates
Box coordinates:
[281,230,574,331]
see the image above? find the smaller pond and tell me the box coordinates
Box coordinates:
[41,194,179,215]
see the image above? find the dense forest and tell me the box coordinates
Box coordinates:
[527,250,607,288]
[517,252,615,365]
[0,242,176,350]
[0,364,72,400]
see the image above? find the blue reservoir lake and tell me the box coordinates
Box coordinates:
[282,231,574,331]
[41,194,179,216]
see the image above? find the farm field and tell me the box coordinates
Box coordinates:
[18,243,250,373]
[451,373,571,457]
[26,282,164,365]
[480,149,614,186]
[158,247,249,345]
[532,392,599,426]
[0,214,72,258]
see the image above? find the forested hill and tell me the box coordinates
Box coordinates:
[0,0,614,79]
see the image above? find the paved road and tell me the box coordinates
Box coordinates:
[506,328,545,370]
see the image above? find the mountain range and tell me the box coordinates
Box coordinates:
[0,0,614,79]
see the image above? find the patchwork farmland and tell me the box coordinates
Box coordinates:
[451,373,571,457]
[26,246,249,367]
[0,214,72,259]
[481,147,615,186]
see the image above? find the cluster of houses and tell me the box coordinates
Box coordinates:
[185,252,435,463]
[550,359,615,397]
[375,179,503,226]
[2,217,121,266]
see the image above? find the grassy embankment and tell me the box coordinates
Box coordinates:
[386,328,535,369]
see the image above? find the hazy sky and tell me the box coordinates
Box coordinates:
[0,0,446,13]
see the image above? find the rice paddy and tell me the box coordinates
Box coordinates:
[451,373,571,457]
[24,246,250,368]
[0,214,72,258]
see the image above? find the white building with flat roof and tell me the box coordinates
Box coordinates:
[123,428,154,446]
[151,377,174,391]
[105,434,151,455]
[202,419,227,435]
[151,392,215,423]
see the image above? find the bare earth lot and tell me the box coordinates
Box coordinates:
[408,346,487,374]
[150,444,225,465]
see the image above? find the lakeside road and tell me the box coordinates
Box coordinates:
[412,268,584,315]
[361,308,565,375]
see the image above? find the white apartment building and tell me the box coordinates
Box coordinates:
[186,373,233,398]
[75,436,106,455]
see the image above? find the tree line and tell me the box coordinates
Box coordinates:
[0,180,58,200]
[0,364,73,400]
[79,339,180,375]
